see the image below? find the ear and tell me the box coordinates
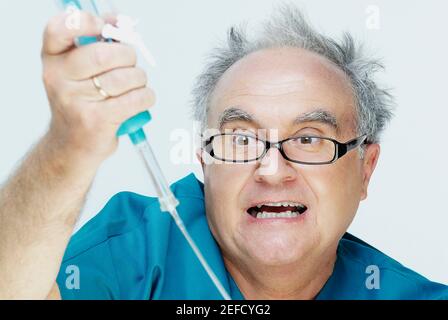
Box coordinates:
[196,147,205,172]
[360,144,381,201]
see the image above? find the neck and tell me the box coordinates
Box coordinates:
[224,247,337,300]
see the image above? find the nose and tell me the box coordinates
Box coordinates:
[254,147,297,185]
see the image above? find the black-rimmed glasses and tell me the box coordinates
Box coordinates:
[203,133,369,165]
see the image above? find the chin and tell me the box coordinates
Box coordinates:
[240,232,320,267]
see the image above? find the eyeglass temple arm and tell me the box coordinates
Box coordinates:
[337,135,368,158]
[202,136,216,157]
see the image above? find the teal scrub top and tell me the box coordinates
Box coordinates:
[56,173,448,300]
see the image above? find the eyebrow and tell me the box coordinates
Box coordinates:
[218,107,339,133]
[293,108,339,133]
[218,107,255,130]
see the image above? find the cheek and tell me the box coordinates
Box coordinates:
[204,163,252,240]
[305,159,363,237]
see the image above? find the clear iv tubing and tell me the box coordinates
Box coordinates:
[135,140,232,300]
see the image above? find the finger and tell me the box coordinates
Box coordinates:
[78,67,148,101]
[63,42,137,80]
[43,11,105,56]
[102,87,156,122]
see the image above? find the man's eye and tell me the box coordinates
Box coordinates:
[299,137,318,144]
[233,135,252,146]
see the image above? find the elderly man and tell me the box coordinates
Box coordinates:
[0,5,447,300]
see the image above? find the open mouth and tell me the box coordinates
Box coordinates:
[246,201,308,219]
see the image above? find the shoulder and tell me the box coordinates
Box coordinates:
[338,233,448,300]
[56,191,156,299]
[62,173,203,261]
[62,191,156,261]
[56,173,205,299]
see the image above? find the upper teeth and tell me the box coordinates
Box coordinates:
[256,202,303,208]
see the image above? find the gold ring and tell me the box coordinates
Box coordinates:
[92,76,111,99]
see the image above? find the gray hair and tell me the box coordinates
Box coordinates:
[191,3,395,147]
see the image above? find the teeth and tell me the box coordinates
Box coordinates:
[255,201,304,208]
[270,203,283,207]
[256,211,300,219]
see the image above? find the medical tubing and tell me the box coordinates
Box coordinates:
[169,208,232,301]
[135,140,231,300]
[135,141,179,212]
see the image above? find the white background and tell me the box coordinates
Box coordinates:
[0,0,447,284]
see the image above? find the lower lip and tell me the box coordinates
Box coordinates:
[245,210,308,224]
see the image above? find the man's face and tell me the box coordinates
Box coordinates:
[199,47,379,269]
